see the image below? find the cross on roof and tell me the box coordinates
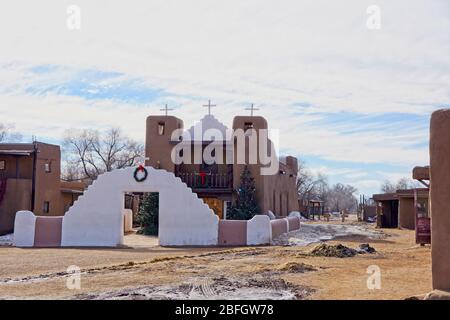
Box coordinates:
[160,104,173,116]
[203,100,216,115]
[245,103,259,116]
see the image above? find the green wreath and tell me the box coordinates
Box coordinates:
[134,166,148,182]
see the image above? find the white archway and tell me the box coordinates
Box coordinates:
[61,167,219,246]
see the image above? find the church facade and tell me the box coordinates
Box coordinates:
[145,112,299,219]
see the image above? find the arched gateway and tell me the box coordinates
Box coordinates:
[14,167,219,247]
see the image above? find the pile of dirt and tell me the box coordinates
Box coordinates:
[277,262,317,273]
[310,243,358,258]
[310,243,377,258]
[358,243,376,254]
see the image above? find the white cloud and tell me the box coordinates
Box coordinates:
[0,0,448,195]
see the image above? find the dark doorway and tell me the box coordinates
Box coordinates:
[381,200,399,228]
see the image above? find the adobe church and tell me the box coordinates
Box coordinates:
[145,104,299,219]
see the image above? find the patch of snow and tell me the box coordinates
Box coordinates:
[272,223,386,246]
[78,276,305,300]
[288,211,301,218]
[0,234,14,246]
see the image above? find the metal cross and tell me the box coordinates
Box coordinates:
[160,104,173,116]
[202,100,216,115]
[245,103,259,116]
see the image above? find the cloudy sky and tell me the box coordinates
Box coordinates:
[0,0,449,196]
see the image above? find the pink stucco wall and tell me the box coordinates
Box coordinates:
[287,217,300,231]
[271,218,288,239]
[218,220,247,246]
[34,216,63,247]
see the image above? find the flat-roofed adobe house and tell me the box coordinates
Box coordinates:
[372,166,430,230]
[0,142,85,235]
[145,110,299,219]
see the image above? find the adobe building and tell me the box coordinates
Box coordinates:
[0,142,84,235]
[372,188,429,229]
[145,111,299,219]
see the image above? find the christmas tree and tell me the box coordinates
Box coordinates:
[137,192,159,235]
[228,166,260,220]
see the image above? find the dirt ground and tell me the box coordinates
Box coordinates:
[0,220,431,300]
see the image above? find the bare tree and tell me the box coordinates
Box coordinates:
[315,173,329,206]
[380,179,396,193]
[0,123,6,142]
[380,177,420,193]
[296,160,317,203]
[63,128,144,181]
[0,123,22,142]
[327,183,358,212]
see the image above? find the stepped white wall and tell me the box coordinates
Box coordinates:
[61,167,219,247]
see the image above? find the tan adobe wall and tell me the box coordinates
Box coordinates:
[430,109,450,291]
[232,116,298,216]
[145,115,183,172]
[33,143,63,216]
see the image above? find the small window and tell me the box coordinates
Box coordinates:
[158,122,165,135]
[43,201,50,214]
[44,162,51,173]
[0,160,5,170]
[244,122,254,136]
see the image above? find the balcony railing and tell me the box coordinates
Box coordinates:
[175,166,233,189]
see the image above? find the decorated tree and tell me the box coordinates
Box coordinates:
[228,166,260,220]
[137,192,159,235]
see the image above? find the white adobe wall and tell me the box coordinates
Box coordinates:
[246,215,272,245]
[13,211,37,247]
[61,167,218,247]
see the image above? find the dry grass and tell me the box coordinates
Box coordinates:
[0,224,431,300]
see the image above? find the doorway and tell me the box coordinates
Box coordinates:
[202,197,224,219]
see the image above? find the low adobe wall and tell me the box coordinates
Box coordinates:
[34,216,63,247]
[287,216,300,231]
[218,220,247,246]
[14,209,134,247]
[217,215,274,246]
[271,218,289,239]
[15,209,300,247]
[217,215,301,246]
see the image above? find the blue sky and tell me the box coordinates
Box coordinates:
[0,0,448,196]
